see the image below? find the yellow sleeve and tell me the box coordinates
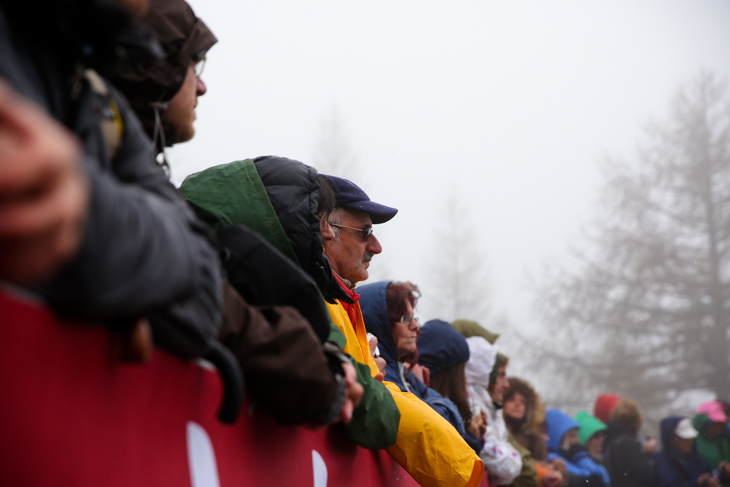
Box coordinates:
[384,381,484,487]
[327,300,484,487]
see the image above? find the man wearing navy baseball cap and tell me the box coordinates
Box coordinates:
[319,177,486,486]
[320,175,398,287]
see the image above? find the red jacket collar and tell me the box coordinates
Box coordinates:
[334,274,360,326]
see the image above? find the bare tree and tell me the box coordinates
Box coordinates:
[312,103,360,180]
[531,72,730,421]
[423,191,491,322]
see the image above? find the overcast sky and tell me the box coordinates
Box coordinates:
[169,0,730,336]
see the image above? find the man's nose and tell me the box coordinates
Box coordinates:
[196,76,207,96]
[366,234,382,254]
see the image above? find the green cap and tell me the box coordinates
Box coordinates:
[452,319,499,344]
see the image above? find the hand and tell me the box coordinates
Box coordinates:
[374,357,386,375]
[336,362,363,424]
[641,437,657,453]
[698,473,720,487]
[410,363,430,387]
[467,409,488,440]
[542,469,564,487]
[368,335,378,355]
[0,80,87,284]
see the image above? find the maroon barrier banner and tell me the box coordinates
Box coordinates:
[0,288,491,487]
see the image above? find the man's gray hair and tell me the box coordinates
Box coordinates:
[328,208,345,239]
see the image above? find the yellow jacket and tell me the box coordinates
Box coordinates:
[327,299,484,487]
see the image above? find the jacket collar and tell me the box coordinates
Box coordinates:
[335,274,360,327]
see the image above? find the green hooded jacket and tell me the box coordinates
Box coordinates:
[180,157,400,449]
[693,413,730,478]
[575,410,607,445]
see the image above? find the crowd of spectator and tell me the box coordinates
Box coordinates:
[1,0,728,486]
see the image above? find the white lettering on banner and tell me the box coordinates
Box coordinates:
[187,421,221,487]
[312,450,328,487]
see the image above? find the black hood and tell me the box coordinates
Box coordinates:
[254,156,351,304]
[0,0,160,71]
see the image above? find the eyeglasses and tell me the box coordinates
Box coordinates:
[194,57,206,78]
[329,223,374,242]
[399,315,419,326]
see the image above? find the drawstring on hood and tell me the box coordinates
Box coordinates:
[151,102,169,172]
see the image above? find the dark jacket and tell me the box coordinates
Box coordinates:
[0,0,222,360]
[180,156,400,445]
[655,417,712,487]
[358,282,467,436]
[604,421,655,487]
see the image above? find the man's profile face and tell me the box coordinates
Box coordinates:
[323,208,382,284]
[161,62,207,145]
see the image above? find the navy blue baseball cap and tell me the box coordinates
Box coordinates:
[321,175,398,224]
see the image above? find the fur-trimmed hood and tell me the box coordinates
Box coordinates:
[504,377,545,437]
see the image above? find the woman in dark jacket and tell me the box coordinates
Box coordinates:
[359,282,484,453]
[603,399,655,487]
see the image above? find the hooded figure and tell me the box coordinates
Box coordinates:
[0,0,223,360]
[693,401,730,484]
[103,0,217,151]
[575,410,607,463]
[465,335,523,485]
[503,377,548,461]
[655,416,713,487]
[545,408,611,487]
[502,377,556,487]
[181,156,401,435]
[358,283,466,434]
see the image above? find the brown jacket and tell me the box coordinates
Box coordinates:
[220,284,346,426]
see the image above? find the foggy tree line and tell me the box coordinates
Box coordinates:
[310,71,730,430]
[530,71,730,426]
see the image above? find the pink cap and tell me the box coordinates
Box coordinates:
[696,401,729,423]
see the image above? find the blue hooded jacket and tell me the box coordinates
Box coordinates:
[654,416,711,487]
[358,282,467,437]
[546,408,611,486]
